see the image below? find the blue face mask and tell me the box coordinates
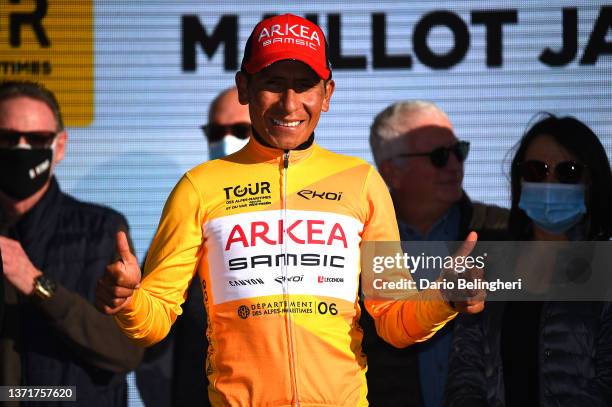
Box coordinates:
[518,181,586,235]
[208,135,249,160]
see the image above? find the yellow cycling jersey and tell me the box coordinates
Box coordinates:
[115,136,456,406]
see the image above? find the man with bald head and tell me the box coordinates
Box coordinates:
[176,86,251,404]
[202,87,251,160]
[364,101,508,407]
[137,86,250,407]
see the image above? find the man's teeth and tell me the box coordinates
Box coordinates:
[272,119,301,127]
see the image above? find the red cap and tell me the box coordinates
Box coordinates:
[241,14,331,80]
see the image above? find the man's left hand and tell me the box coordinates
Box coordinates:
[0,236,42,295]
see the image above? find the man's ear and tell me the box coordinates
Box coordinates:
[321,79,335,113]
[53,131,67,164]
[235,72,250,105]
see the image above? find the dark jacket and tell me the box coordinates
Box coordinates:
[361,195,509,406]
[135,278,210,407]
[1,178,144,407]
[445,300,612,407]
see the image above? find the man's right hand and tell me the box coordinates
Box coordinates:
[440,231,486,314]
[95,231,141,315]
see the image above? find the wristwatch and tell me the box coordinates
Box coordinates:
[33,275,57,300]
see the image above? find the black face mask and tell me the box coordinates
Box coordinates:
[0,148,53,200]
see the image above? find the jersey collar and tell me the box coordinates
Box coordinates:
[244,129,317,165]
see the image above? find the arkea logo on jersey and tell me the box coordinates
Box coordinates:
[205,210,362,305]
[225,219,347,250]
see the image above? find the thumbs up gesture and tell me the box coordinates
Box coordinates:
[96,231,142,315]
[440,231,486,314]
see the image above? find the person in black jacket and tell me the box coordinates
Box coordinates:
[367,101,508,407]
[445,114,612,407]
[0,80,144,406]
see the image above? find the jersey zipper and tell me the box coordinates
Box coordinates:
[282,150,300,406]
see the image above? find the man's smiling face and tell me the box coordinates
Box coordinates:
[236,60,334,150]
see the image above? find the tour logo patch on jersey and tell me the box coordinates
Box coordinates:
[223,181,272,211]
[204,209,363,305]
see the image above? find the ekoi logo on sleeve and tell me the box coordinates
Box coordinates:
[225,219,348,250]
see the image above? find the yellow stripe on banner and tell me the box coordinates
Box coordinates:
[0,0,94,126]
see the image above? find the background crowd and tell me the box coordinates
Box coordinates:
[1,78,610,406]
[0,6,610,406]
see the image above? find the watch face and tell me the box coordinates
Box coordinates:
[35,276,56,299]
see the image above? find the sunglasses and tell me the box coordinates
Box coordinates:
[0,129,58,149]
[517,160,585,184]
[201,123,251,142]
[395,141,470,168]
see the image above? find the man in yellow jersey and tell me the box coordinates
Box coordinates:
[96,14,483,406]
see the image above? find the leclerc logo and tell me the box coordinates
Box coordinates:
[318,276,345,284]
